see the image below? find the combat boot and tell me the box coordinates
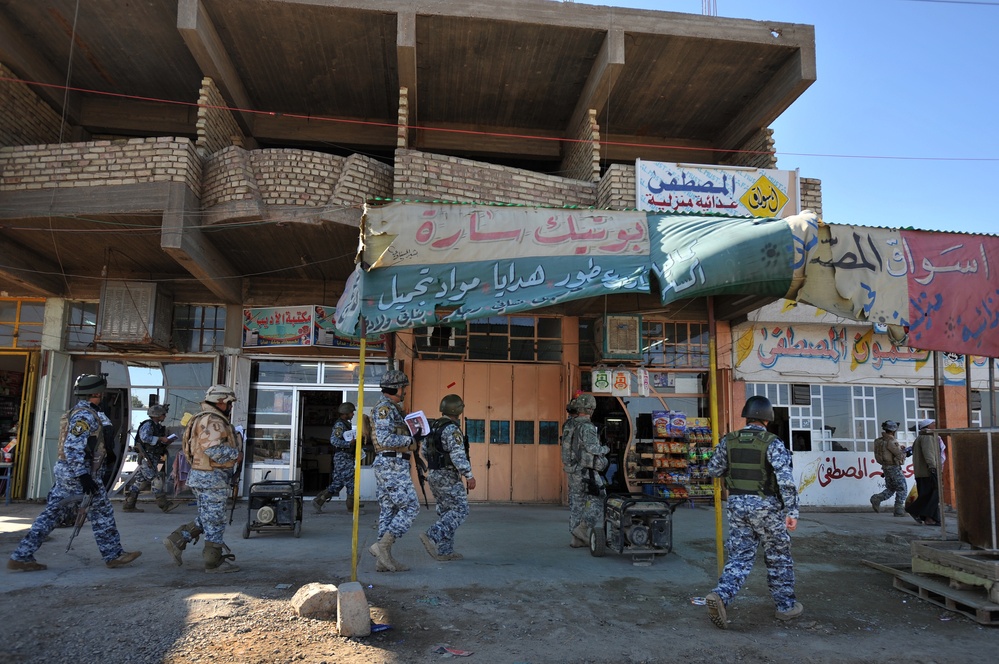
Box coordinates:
[164,521,202,566]
[893,506,907,517]
[123,491,144,512]
[313,489,332,513]
[203,542,240,573]
[571,524,589,548]
[369,532,400,572]
[419,532,446,561]
[7,558,47,572]
[106,550,142,568]
[156,494,180,513]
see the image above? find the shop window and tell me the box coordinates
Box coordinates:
[172,305,226,353]
[490,420,510,444]
[641,321,709,368]
[466,419,485,443]
[67,301,99,350]
[252,360,319,384]
[415,316,562,362]
[539,421,559,445]
[0,298,44,349]
[514,420,534,444]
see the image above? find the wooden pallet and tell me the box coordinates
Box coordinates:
[863,560,999,626]
[910,540,999,603]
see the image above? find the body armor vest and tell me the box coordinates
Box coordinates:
[183,410,239,471]
[57,405,105,463]
[137,418,168,456]
[425,418,469,470]
[724,428,779,497]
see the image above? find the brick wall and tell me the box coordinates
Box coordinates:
[0,63,62,148]
[0,137,202,194]
[201,146,393,209]
[196,77,246,158]
[800,177,822,218]
[596,163,637,210]
[560,109,600,183]
[723,128,777,169]
[393,149,596,207]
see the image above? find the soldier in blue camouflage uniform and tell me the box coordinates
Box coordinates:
[164,384,242,573]
[869,420,908,517]
[313,402,361,513]
[368,369,420,572]
[705,395,802,629]
[564,395,609,547]
[8,374,141,572]
[122,404,179,514]
[419,394,476,561]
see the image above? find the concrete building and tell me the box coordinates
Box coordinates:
[15,0,965,510]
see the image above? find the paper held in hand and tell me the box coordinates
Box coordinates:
[404,411,430,436]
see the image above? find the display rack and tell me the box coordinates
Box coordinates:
[626,416,714,502]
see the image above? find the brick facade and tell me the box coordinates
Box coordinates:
[724,128,778,169]
[0,63,63,148]
[0,137,202,194]
[393,148,596,207]
[560,109,600,183]
[800,176,822,218]
[201,146,393,210]
[596,163,637,210]
[196,77,246,158]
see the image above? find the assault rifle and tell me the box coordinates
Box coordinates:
[228,427,245,525]
[414,452,430,509]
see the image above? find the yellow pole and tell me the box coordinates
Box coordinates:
[707,297,724,577]
[350,319,368,582]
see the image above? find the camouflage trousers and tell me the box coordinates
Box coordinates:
[713,496,796,612]
[191,486,229,544]
[872,465,907,509]
[373,456,420,539]
[567,471,603,535]
[128,456,167,497]
[425,468,470,555]
[323,449,356,499]
[11,463,125,563]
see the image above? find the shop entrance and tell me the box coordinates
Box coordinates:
[0,351,39,500]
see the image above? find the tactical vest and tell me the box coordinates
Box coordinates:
[424,418,469,471]
[57,405,105,463]
[724,428,780,497]
[560,417,577,468]
[183,410,239,471]
[136,418,168,455]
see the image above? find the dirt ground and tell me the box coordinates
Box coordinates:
[0,500,995,663]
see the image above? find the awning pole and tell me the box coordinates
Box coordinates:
[707,297,724,577]
[350,317,368,582]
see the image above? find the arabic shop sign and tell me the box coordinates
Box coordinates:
[242,306,383,349]
[636,160,798,218]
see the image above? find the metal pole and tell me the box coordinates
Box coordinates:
[707,297,724,577]
[350,317,368,582]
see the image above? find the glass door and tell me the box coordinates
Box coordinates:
[247,387,294,483]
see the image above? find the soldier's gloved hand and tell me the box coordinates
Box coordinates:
[104,447,117,468]
[79,473,101,495]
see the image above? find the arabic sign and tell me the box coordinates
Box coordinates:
[636,160,798,218]
[243,305,382,349]
[648,213,795,304]
[364,204,650,269]
[792,225,999,357]
[795,452,915,507]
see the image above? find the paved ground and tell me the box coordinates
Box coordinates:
[0,495,995,663]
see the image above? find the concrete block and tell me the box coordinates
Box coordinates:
[291,582,338,620]
[336,581,371,637]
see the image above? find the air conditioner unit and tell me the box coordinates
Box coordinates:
[95,281,173,350]
[594,314,642,360]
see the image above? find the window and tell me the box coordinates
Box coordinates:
[0,298,44,349]
[172,305,226,353]
[642,321,709,368]
[414,316,562,362]
[67,301,99,350]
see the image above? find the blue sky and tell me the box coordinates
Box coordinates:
[575,0,999,236]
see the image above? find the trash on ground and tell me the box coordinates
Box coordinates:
[690,596,707,606]
[274,583,291,589]
[433,645,473,656]
[371,623,392,633]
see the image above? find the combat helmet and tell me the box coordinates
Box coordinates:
[575,394,596,413]
[741,395,774,422]
[338,402,356,415]
[147,404,169,418]
[205,384,237,404]
[74,374,107,396]
[379,369,410,390]
[881,420,899,433]
[440,394,465,417]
